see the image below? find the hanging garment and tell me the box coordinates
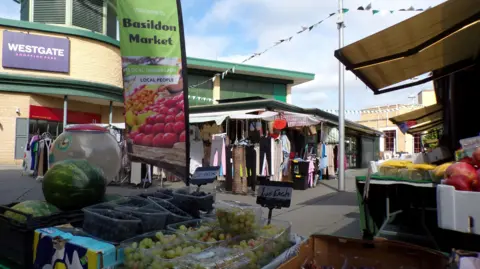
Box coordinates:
[259,137,272,176]
[254,144,260,176]
[210,134,227,176]
[327,145,335,178]
[273,140,283,181]
[245,145,257,191]
[189,139,204,175]
[37,142,45,176]
[30,140,38,171]
[333,145,339,172]
[225,145,233,191]
[232,146,247,194]
[282,151,290,176]
[271,137,276,178]
[308,159,315,187]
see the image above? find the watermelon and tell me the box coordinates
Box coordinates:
[4,200,60,223]
[42,160,106,210]
[61,159,107,183]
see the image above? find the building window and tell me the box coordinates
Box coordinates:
[384,130,396,152]
[414,134,422,153]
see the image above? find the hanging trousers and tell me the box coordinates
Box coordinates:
[225,145,233,192]
[245,145,257,191]
[259,137,272,176]
[232,146,247,194]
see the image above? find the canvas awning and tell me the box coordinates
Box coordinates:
[189,109,277,124]
[264,111,322,127]
[389,104,443,134]
[334,0,480,94]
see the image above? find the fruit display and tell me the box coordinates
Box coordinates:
[82,209,141,243]
[3,200,60,223]
[215,200,262,235]
[172,186,215,213]
[42,159,106,210]
[399,163,437,181]
[223,235,276,269]
[128,92,186,148]
[125,86,156,114]
[116,206,169,233]
[257,219,292,255]
[148,197,193,225]
[180,246,249,269]
[432,162,453,181]
[378,160,412,177]
[138,191,174,202]
[166,219,217,235]
[443,161,480,192]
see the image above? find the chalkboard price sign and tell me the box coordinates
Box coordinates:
[190,166,220,186]
[256,181,293,208]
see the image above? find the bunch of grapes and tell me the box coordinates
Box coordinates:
[216,208,258,235]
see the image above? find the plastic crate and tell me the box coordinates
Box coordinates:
[148,197,193,225]
[166,219,216,234]
[0,203,83,268]
[116,206,169,232]
[221,234,277,268]
[172,185,216,212]
[180,246,249,269]
[257,218,292,255]
[82,209,141,243]
[215,200,262,236]
[138,191,173,202]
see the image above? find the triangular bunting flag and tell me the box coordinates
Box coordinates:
[365,3,372,10]
[407,6,414,11]
[329,13,336,17]
[372,10,380,15]
[287,36,293,41]
[308,25,315,31]
[399,9,406,11]
[389,10,394,14]
[357,6,364,10]
[342,8,349,13]
[416,9,423,11]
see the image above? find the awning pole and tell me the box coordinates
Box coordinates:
[109,101,113,125]
[63,95,68,131]
[337,0,346,191]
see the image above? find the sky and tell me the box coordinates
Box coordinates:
[0,0,446,120]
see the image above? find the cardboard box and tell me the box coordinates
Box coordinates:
[279,234,449,269]
[33,227,123,269]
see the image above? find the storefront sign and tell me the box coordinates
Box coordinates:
[29,105,101,124]
[118,0,189,179]
[2,31,70,73]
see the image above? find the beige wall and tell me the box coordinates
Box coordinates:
[0,26,123,88]
[0,92,30,164]
[0,93,125,164]
[418,90,437,106]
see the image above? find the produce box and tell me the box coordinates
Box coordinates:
[215,200,263,236]
[172,185,216,212]
[278,234,448,269]
[437,184,480,235]
[33,227,123,269]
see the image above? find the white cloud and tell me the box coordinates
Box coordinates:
[188,0,446,120]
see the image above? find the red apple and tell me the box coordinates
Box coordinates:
[164,99,177,108]
[144,124,154,134]
[173,122,185,134]
[168,107,180,116]
[163,133,178,148]
[459,156,476,166]
[165,115,175,123]
[445,175,472,191]
[176,100,184,111]
[129,131,139,139]
[146,115,156,125]
[175,112,185,122]
[133,133,145,145]
[179,131,186,142]
[445,162,477,184]
[152,123,165,134]
[142,134,154,146]
[139,124,146,133]
[159,106,169,115]
[165,123,174,133]
[152,133,164,147]
[155,114,166,123]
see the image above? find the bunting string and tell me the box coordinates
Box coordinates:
[188,3,433,90]
[324,104,425,115]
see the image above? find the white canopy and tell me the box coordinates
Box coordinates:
[264,111,322,127]
[189,109,277,125]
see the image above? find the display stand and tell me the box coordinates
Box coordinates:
[359,173,439,250]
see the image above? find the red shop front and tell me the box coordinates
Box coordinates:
[29,105,101,124]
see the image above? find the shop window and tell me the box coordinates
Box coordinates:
[384,130,396,152]
[414,134,422,153]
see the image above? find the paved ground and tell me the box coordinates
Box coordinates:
[0,165,366,238]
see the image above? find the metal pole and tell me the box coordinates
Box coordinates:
[337,0,346,191]
[63,95,68,131]
[109,101,113,125]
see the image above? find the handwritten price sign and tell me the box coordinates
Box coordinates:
[256,181,293,208]
[190,166,220,185]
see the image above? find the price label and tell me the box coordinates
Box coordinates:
[190,166,220,185]
[256,181,293,208]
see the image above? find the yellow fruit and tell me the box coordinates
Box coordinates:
[433,162,453,179]
[131,125,140,132]
[136,111,156,126]
[125,110,136,127]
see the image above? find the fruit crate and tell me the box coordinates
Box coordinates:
[180,246,250,269]
[166,218,217,234]
[82,209,142,244]
[148,197,193,225]
[437,184,480,235]
[0,203,83,268]
[215,200,263,236]
[220,234,278,269]
[256,218,292,254]
[172,185,216,213]
[116,205,169,232]
[138,191,173,202]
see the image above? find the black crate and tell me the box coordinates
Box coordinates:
[0,203,84,268]
[292,175,309,190]
[291,160,310,176]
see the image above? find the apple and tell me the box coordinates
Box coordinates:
[175,112,185,122]
[155,114,166,123]
[459,156,476,166]
[173,122,185,134]
[165,123,174,133]
[445,175,472,191]
[152,123,165,134]
[159,106,169,115]
[168,107,180,116]
[133,133,145,145]
[129,131,139,139]
[142,134,154,146]
[165,115,175,123]
[179,131,186,142]
[164,99,177,108]
[153,133,164,147]
[176,100,184,111]
[445,162,477,184]
[163,133,178,148]
[146,115,156,125]
[144,124,154,134]
[139,124,146,133]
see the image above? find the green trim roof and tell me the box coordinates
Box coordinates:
[0,17,315,84]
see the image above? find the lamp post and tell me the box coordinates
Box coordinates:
[337,0,346,191]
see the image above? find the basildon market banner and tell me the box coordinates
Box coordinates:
[117,0,189,180]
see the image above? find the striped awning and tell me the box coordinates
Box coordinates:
[334,0,480,94]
